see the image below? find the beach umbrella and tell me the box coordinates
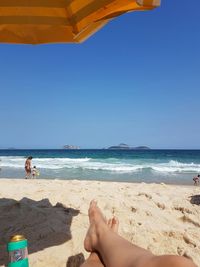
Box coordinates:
[0,0,161,44]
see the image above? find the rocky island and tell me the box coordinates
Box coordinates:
[108,143,150,150]
[63,145,80,149]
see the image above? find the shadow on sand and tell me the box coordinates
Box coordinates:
[0,197,79,266]
[190,195,200,205]
[66,253,85,267]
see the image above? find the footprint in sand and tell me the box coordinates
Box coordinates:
[180,215,200,228]
[130,207,137,213]
[155,202,165,210]
[138,192,152,200]
[183,234,197,248]
[174,206,193,214]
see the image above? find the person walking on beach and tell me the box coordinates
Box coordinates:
[25,156,33,179]
[81,200,197,267]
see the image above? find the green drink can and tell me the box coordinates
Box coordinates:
[7,235,29,267]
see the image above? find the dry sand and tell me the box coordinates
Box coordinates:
[0,179,199,267]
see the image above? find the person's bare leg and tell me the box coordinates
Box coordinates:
[84,200,197,267]
[81,217,119,267]
[80,253,103,267]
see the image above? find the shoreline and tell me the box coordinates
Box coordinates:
[0,179,199,267]
[1,149,199,186]
[0,177,196,187]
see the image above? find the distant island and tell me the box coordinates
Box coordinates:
[63,145,80,149]
[107,143,150,150]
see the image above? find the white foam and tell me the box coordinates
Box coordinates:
[0,157,200,173]
[0,156,91,169]
[152,160,200,173]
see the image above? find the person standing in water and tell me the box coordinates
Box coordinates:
[25,156,33,179]
[32,166,39,179]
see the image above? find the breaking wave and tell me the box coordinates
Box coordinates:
[1,157,200,173]
[0,157,91,169]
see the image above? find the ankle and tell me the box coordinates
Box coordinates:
[95,224,110,249]
[88,253,100,261]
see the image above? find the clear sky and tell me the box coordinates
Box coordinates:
[0,0,200,149]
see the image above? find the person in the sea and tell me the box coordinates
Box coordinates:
[193,174,200,186]
[81,200,197,267]
[32,166,39,179]
[25,156,33,179]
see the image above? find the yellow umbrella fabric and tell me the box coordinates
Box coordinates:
[0,0,161,44]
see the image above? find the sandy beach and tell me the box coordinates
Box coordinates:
[0,179,199,267]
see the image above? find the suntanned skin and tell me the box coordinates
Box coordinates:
[81,217,119,267]
[25,157,32,178]
[82,200,197,267]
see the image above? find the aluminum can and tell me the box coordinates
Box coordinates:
[7,235,29,267]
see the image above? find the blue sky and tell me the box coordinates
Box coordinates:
[0,0,200,149]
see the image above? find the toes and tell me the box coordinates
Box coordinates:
[88,200,107,225]
[112,216,118,224]
[112,216,119,233]
[108,218,112,228]
[107,216,119,232]
[112,216,119,226]
[90,200,97,208]
[88,200,97,222]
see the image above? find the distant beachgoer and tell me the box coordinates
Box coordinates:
[25,156,33,179]
[32,166,39,179]
[193,174,200,186]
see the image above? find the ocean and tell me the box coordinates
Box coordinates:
[0,149,200,185]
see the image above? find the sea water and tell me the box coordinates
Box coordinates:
[0,149,200,185]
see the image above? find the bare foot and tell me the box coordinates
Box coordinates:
[84,200,119,252]
[108,217,119,233]
[82,216,119,267]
